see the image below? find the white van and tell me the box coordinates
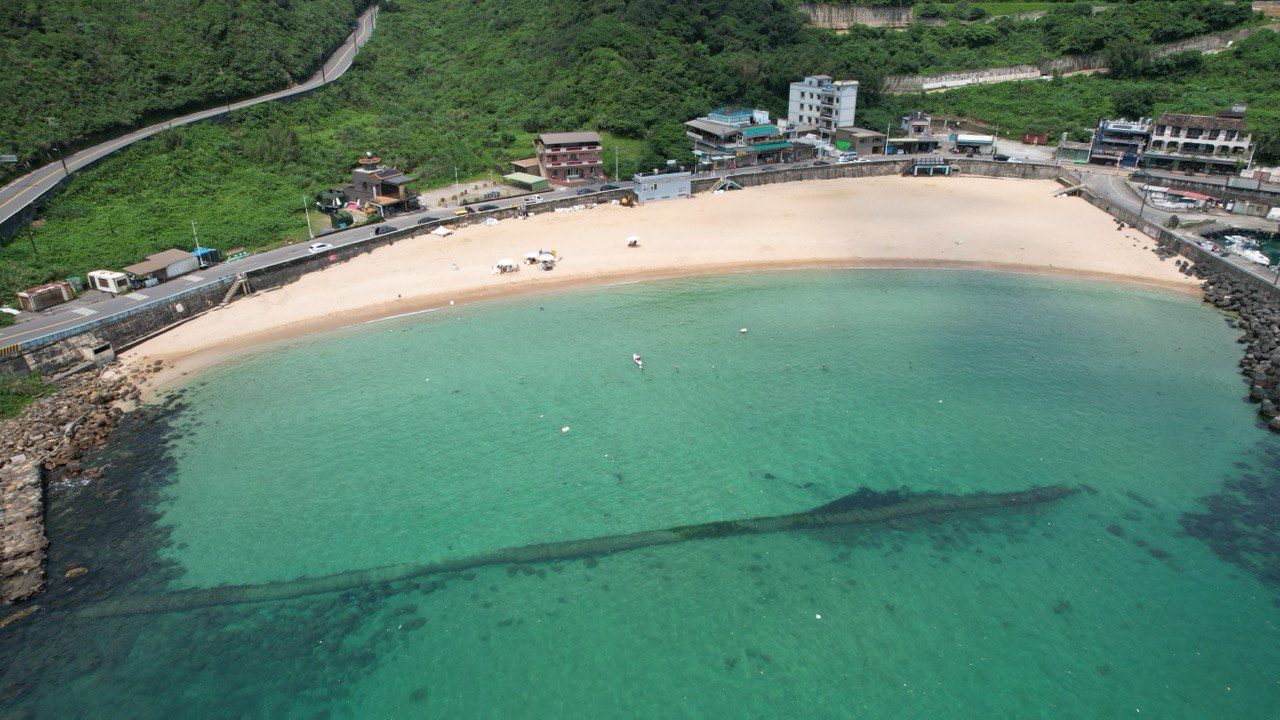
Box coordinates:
[836,151,859,164]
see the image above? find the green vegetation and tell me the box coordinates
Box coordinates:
[921,2,1075,18]
[0,0,1264,301]
[0,0,367,178]
[0,373,53,418]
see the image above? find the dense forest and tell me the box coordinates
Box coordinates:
[0,0,1268,301]
[0,0,368,173]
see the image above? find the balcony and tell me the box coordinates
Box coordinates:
[544,145,600,155]
[544,159,604,169]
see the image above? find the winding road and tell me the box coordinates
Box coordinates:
[0,4,379,232]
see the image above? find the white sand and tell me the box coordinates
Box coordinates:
[124,176,1197,394]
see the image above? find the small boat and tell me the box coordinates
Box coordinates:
[633,353,643,370]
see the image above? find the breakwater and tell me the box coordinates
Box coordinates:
[79,484,1079,618]
[1,455,45,603]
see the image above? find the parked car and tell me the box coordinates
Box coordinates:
[993,153,1011,162]
[523,195,543,203]
[373,225,399,236]
[307,242,333,254]
[416,216,440,225]
[600,184,619,191]
[835,152,859,164]
[813,160,831,167]
[477,204,499,211]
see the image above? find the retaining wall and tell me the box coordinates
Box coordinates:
[886,24,1278,94]
[798,4,914,28]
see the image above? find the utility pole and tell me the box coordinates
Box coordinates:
[454,165,460,206]
[24,225,38,257]
[614,146,619,182]
[46,118,68,175]
[302,196,315,239]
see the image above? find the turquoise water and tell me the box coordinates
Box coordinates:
[6,269,1280,718]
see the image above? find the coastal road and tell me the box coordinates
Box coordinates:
[0,155,959,347]
[0,184,626,348]
[0,4,379,232]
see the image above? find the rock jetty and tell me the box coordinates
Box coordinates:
[0,366,141,605]
[1175,256,1280,430]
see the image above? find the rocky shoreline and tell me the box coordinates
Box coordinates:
[1174,254,1280,429]
[0,365,146,608]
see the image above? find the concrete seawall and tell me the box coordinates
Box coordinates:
[1,159,1267,378]
[1,455,46,604]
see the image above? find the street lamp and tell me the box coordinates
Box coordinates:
[302,195,315,239]
[45,117,68,175]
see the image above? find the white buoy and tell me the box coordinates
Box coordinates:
[740,328,748,334]
[561,426,570,433]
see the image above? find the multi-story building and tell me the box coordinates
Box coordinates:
[788,75,858,141]
[685,107,804,170]
[342,154,418,215]
[1089,118,1151,168]
[888,111,942,154]
[1143,106,1253,175]
[535,131,605,187]
[901,111,932,137]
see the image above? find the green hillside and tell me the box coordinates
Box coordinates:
[0,0,1264,300]
[0,0,368,173]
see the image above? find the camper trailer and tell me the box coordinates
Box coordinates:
[87,270,132,295]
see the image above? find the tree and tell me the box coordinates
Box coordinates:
[1104,39,1151,79]
[1111,86,1155,119]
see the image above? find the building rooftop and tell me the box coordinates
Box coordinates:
[685,118,738,138]
[634,166,692,179]
[842,127,886,139]
[123,249,195,276]
[1100,118,1150,132]
[537,131,602,146]
[1155,112,1248,132]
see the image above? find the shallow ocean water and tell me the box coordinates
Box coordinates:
[5,269,1279,719]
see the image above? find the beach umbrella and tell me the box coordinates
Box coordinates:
[626,235,640,242]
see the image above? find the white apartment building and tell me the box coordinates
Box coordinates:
[788,75,858,141]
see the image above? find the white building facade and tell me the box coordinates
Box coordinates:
[788,75,858,141]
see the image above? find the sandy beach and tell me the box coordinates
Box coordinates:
[123,175,1198,393]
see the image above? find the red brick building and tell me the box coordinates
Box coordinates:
[535,131,605,187]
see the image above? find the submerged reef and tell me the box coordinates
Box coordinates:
[79,484,1079,618]
[1180,448,1280,588]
